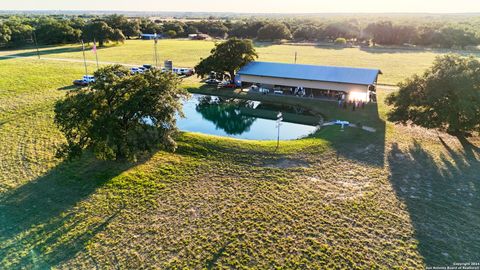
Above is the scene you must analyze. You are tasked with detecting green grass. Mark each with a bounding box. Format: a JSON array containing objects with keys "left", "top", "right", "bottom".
[
  {"left": 2, "top": 39, "right": 479, "bottom": 85},
  {"left": 1, "top": 47, "right": 479, "bottom": 269}
]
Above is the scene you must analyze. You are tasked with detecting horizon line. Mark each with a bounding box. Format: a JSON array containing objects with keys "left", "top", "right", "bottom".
[{"left": 1, "top": 9, "right": 480, "bottom": 15}]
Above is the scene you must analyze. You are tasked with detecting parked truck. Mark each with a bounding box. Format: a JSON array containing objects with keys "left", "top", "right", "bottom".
[{"left": 73, "top": 75, "right": 95, "bottom": 86}]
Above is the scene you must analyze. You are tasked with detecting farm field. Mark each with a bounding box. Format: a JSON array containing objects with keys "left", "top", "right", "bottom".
[
  {"left": 0, "top": 48, "right": 479, "bottom": 268},
  {"left": 2, "top": 39, "right": 479, "bottom": 85}
]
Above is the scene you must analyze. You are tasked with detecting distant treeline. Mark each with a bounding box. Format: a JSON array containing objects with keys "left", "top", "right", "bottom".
[{"left": 1, "top": 14, "right": 479, "bottom": 49}]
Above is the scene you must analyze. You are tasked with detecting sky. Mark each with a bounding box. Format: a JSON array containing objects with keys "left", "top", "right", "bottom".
[{"left": 1, "top": 0, "right": 478, "bottom": 13}]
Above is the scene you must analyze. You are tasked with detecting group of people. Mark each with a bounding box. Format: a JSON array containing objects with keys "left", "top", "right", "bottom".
[
  {"left": 292, "top": 87, "right": 306, "bottom": 97},
  {"left": 337, "top": 94, "right": 367, "bottom": 111}
]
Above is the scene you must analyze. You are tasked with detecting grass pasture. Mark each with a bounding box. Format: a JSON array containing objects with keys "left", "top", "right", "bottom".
[
  {"left": 0, "top": 42, "right": 479, "bottom": 269},
  {"left": 2, "top": 39, "right": 479, "bottom": 85}
]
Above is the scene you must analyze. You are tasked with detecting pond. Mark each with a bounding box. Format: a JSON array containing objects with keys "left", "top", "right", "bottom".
[{"left": 176, "top": 94, "right": 321, "bottom": 140}]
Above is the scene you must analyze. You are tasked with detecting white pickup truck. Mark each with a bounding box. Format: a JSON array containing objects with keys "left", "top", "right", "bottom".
[{"left": 73, "top": 75, "right": 95, "bottom": 86}]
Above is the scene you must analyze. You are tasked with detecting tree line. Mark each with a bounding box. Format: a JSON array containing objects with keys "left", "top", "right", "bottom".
[
  {"left": 0, "top": 15, "right": 156, "bottom": 47},
  {"left": 1, "top": 15, "right": 479, "bottom": 49}
]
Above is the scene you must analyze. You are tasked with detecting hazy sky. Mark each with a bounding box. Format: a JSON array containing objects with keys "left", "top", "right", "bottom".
[{"left": 2, "top": 0, "right": 478, "bottom": 13}]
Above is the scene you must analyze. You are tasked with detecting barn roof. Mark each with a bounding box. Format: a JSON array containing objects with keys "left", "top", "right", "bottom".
[{"left": 237, "top": 62, "right": 382, "bottom": 85}]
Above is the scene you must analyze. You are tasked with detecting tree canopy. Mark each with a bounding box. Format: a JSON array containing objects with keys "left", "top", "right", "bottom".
[
  {"left": 83, "top": 20, "right": 115, "bottom": 46},
  {"left": 34, "top": 17, "right": 81, "bottom": 45},
  {"left": 105, "top": 14, "right": 141, "bottom": 39},
  {"left": 139, "top": 18, "right": 163, "bottom": 35},
  {"left": 1, "top": 15, "right": 480, "bottom": 49},
  {"left": 257, "top": 22, "right": 292, "bottom": 41},
  {"left": 54, "top": 65, "right": 189, "bottom": 161},
  {"left": 293, "top": 24, "right": 324, "bottom": 41},
  {"left": 0, "top": 23, "right": 12, "bottom": 44},
  {"left": 385, "top": 54, "right": 480, "bottom": 136},
  {"left": 4, "top": 17, "right": 33, "bottom": 46},
  {"left": 195, "top": 38, "right": 258, "bottom": 82},
  {"left": 229, "top": 21, "right": 266, "bottom": 39}
]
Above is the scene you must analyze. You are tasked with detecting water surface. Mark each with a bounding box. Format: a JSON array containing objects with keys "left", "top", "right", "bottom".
[{"left": 176, "top": 94, "right": 320, "bottom": 140}]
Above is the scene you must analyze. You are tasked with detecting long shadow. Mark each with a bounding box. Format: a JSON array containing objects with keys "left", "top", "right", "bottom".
[
  {"left": 0, "top": 154, "right": 136, "bottom": 269},
  {"left": 0, "top": 46, "right": 82, "bottom": 60},
  {"left": 359, "top": 46, "right": 432, "bottom": 55},
  {"left": 0, "top": 44, "right": 111, "bottom": 61},
  {"left": 388, "top": 139, "right": 480, "bottom": 266},
  {"left": 359, "top": 46, "right": 480, "bottom": 57},
  {"left": 253, "top": 41, "right": 285, "bottom": 48},
  {"left": 58, "top": 85, "right": 80, "bottom": 91}
]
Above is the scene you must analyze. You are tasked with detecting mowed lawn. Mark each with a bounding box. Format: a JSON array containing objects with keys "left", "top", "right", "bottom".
[
  {"left": 2, "top": 39, "right": 479, "bottom": 85},
  {"left": 0, "top": 53, "right": 479, "bottom": 268}
]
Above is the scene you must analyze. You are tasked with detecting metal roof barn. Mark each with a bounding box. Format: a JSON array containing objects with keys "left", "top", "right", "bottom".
[
  {"left": 237, "top": 62, "right": 382, "bottom": 101},
  {"left": 237, "top": 62, "right": 382, "bottom": 86}
]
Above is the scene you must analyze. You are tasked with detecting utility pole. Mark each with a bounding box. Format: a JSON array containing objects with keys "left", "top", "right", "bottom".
[
  {"left": 32, "top": 32, "right": 40, "bottom": 59},
  {"left": 93, "top": 38, "right": 99, "bottom": 69},
  {"left": 276, "top": 112, "right": 283, "bottom": 151},
  {"left": 81, "top": 40, "right": 88, "bottom": 76}
]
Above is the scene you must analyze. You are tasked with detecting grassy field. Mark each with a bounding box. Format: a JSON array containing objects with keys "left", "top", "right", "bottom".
[
  {"left": 2, "top": 39, "right": 479, "bottom": 85},
  {"left": 0, "top": 45, "right": 479, "bottom": 268}
]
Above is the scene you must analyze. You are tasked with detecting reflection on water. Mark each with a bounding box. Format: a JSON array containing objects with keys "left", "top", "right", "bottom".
[
  {"left": 176, "top": 94, "right": 320, "bottom": 141},
  {"left": 195, "top": 96, "right": 257, "bottom": 135}
]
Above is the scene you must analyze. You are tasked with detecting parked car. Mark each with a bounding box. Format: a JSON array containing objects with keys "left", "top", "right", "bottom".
[
  {"left": 73, "top": 79, "right": 88, "bottom": 86},
  {"left": 172, "top": 68, "right": 180, "bottom": 74},
  {"left": 250, "top": 85, "right": 269, "bottom": 94},
  {"left": 142, "top": 64, "right": 152, "bottom": 70},
  {"left": 73, "top": 75, "right": 95, "bottom": 86},
  {"left": 130, "top": 67, "right": 145, "bottom": 74},
  {"left": 273, "top": 90, "right": 283, "bottom": 95},
  {"left": 205, "top": 78, "right": 221, "bottom": 85},
  {"left": 259, "top": 87, "right": 270, "bottom": 94},
  {"left": 179, "top": 68, "right": 194, "bottom": 76}
]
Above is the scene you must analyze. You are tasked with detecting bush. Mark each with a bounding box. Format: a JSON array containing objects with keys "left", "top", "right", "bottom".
[
  {"left": 334, "top": 37, "right": 347, "bottom": 45},
  {"left": 166, "top": 30, "right": 177, "bottom": 38}
]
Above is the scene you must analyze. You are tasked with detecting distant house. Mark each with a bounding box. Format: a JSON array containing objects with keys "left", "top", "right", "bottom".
[
  {"left": 237, "top": 61, "right": 382, "bottom": 101},
  {"left": 140, "top": 34, "right": 163, "bottom": 40}
]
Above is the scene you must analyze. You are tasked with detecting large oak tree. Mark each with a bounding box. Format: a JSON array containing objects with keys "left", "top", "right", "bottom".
[
  {"left": 386, "top": 54, "right": 480, "bottom": 136},
  {"left": 195, "top": 38, "right": 258, "bottom": 82},
  {"left": 54, "top": 65, "right": 189, "bottom": 161}
]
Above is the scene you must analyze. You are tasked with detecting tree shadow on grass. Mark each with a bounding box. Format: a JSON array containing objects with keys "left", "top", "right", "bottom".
[
  {"left": 253, "top": 41, "right": 281, "bottom": 48},
  {"left": 359, "top": 46, "right": 480, "bottom": 57},
  {"left": 388, "top": 139, "right": 480, "bottom": 266},
  {"left": 58, "top": 85, "right": 80, "bottom": 91},
  {"left": 0, "top": 44, "right": 112, "bottom": 61},
  {"left": 0, "top": 154, "right": 136, "bottom": 269},
  {"left": 0, "top": 46, "right": 82, "bottom": 61}
]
